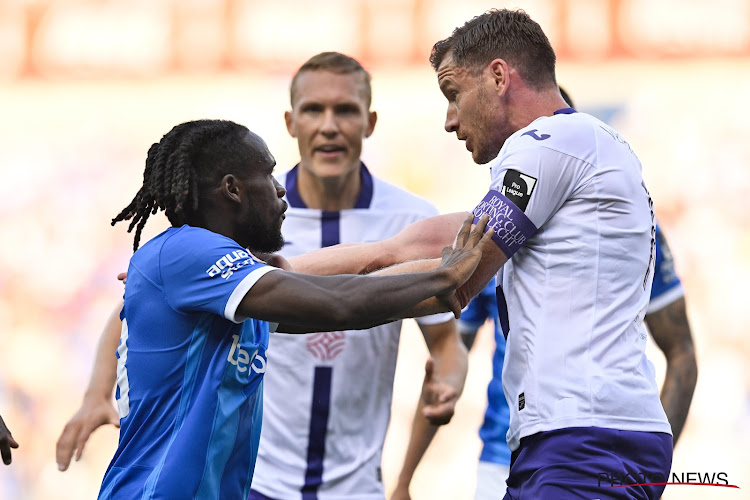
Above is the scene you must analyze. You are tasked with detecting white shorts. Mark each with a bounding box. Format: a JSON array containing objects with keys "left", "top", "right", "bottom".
[{"left": 474, "top": 461, "right": 510, "bottom": 500}]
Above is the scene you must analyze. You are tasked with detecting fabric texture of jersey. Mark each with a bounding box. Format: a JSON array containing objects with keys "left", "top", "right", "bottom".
[
  {"left": 251, "top": 163, "right": 451, "bottom": 500},
  {"left": 458, "top": 279, "right": 511, "bottom": 467},
  {"left": 98, "top": 225, "right": 276, "bottom": 500},
  {"left": 481, "top": 111, "right": 672, "bottom": 452},
  {"left": 461, "top": 220, "right": 682, "bottom": 467}
]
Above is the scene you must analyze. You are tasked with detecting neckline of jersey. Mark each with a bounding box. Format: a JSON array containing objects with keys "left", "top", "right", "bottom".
[{"left": 284, "top": 162, "right": 374, "bottom": 210}]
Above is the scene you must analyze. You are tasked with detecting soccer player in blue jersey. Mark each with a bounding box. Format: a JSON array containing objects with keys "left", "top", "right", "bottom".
[
  {"left": 0, "top": 414, "right": 18, "bottom": 465},
  {"left": 90, "top": 119, "right": 491, "bottom": 499}
]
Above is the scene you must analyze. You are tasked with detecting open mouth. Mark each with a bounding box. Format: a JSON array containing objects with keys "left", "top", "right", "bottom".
[{"left": 315, "top": 144, "right": 346, "bottom": 156}]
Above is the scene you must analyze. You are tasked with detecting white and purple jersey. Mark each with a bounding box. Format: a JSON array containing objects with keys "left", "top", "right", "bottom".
[
  {"left": 99, "top": 226, "right": 277, "bottom": 499},
  {"left": 462, "top": 223, "right": 683, "bottom": 466},
  {"left": 471, "top": 109, "right": 672, "bottom": 452},
  {"left": 250, "top": 164, "right": 452, "bottom": 500}
]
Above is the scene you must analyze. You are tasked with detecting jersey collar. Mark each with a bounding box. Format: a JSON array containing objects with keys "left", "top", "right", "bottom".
[
  {"left": 554, "top": 107, "right": 577, "bottom": 115},
  {"left": 284, "top": 162, "right": 374, "bottom": 210}
]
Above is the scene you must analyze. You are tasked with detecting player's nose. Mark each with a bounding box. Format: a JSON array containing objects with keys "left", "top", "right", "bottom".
[
  {"left": 444, "top": 105, "right": 459, "bottom": 133},
  {"left": 273, "top": 176, "right": 286, "bottom": 198},
  {"left": 320, "top": 109, "right": 339, "bottom": 137}
]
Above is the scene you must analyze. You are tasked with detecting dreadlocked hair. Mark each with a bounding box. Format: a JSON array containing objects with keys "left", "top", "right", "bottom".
[{"left": 112, "top": 119, "right": 251, "bottom": 251}]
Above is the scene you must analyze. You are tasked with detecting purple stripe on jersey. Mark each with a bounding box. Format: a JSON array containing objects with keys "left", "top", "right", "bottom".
[
  {"left": 321, "top": 212, "right": 340, "bottom": 248},
  {"left": 354, "top": 163, "right": 374, "bottom": 208},
  {"left": 284, "top": 163, "right": 373, "bottom": 209},
  {"left": 554, "top": 107, "right": 577, "bottom": 114},
  {"left": 472, "top": 190, "right": 537, "bottom": 258},
  {"left": 495, "top": 285, "right": 510, "bottom": 340},
  {"left": 302, "top": 366, "right": 333, "bottom": 499},
  {"left": 284, "top": 167, "right": 306, "bottom": 208}
]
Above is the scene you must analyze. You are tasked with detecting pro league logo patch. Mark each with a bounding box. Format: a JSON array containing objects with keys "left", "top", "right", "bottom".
[{"left": 501, "top": 170, "right": 537, "bottom": 211}]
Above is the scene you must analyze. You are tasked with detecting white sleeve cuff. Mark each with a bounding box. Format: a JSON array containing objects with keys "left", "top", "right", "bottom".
[
  {"left": 224, "top": 266, "right": 279, "bottom": 323},
  {"left": 646, "top": 285, "right": 684, "bottom": 314},
  {"left": 415, "top": 311, "right": 454, "bottom": 326}
]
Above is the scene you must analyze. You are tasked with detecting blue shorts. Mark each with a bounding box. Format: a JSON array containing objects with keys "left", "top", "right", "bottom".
[{"left": 503, "top": 427, "right": 673, "bottom": 500}]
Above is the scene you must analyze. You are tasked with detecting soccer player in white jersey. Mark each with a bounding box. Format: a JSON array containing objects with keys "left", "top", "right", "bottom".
[
  {"left": 393, "top": 89, "right": 697, "bottom": 500},
  {"left": 69, "top": 118, "right": 489, "bottom": 499},
  {"left": 250, "top": 52, "right": 467, "bottom": 500},
  {"left": 55, "top": 53, "right": 468, "bottom": 499},
  {"left": 290, "top": 9, "right": 676, "bottom": 499},
  {"left": 444, "top": 224, "right": 696, "bottom": 500}
]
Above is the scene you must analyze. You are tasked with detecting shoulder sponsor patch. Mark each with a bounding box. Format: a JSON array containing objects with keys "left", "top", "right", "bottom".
[
  {"left": 205, "top": 250, "right": 255, "bottom": 279},
  {"left": 501, "top": 169, "right": 537, "bottom": 211}
]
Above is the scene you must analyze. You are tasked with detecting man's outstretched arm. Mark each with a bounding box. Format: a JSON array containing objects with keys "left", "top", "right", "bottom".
[
  {"left": 645, "top": 296, "right": 697, "bottom": 446},
  {"left": 289, "top": 210, "right": 508, "bottom": 319},
  {"left": 288, "top": 212, "right": 470, "bottom": 276},
  {"left": 241, "top": 215, "right": 495, "bottom": 333},
  {"left": 56, "top": 302, "right": 122, "bottom": 471}
]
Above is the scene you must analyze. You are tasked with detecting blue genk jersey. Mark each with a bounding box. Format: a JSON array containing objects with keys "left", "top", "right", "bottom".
[
  {"left": 98, "top": 225, "right": 277, "bottom": 499},
  {"left": 463, "top": 223, "right": 682, "bottom": 466}
]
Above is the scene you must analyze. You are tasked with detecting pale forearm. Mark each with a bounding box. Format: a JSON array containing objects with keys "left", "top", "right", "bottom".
[
  {"left": 430, "top": 338, "right": 468, "bottom": 400},
  {"left": 395, "top": 399, "right": 438, "bottom": 491},
  {"left": 84, "top": 301, "right": 122, "bottom": 400},
  {"left": 288, "top": 212, "right": 468, "bottom": 276}
]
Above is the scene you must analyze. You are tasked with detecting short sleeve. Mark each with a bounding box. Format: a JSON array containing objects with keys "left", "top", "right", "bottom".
[
  {"left": 647, "top": 224, "right": 684, "bottom": 313},
  {"left": 158, "top": 227, "right": 278, "bottom": 323},
  {"left": 472, "top": 141, "right": 586, "bottom": 258},
  {"left": 415, "top": 312, "right": 454, "bottom": 326}
]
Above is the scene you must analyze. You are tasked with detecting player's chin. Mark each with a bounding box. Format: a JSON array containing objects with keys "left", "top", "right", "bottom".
[{"left": 472, "top": 148, "right": 494, "bottom": 165}]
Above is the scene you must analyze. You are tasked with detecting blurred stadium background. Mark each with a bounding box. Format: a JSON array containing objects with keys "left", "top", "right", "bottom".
[{"left": 0, "top": 0, "right": 748, "bottom": 498}]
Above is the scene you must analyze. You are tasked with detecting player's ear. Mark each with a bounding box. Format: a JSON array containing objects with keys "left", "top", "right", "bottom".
[
  {"left": 284, "top": 110, "right": 296, "bottom": 138},
  {"left": 365, "top": 110, "right": 377, "bottom": 138},
  {"left": 489, "top": 58, "right": 510, "bottom": 97},
  {"left": 220, "top": 174, "right": 242, "bottom": 205}
]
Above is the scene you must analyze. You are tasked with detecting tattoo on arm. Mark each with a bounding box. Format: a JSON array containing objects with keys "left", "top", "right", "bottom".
[{"left": 645, "top": 297, "right": 698, "bottom": 446}]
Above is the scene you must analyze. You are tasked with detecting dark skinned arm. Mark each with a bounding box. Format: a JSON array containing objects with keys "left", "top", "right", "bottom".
[
  {"left": 645, "top": 296, "right": 697, "bottom": 446},
  {"left": 239, "top": 215, "right": 494, "bottom": 333},
  {"left": 371, "top": 233, "right": 508, "bottom": 319},
  {"left": 0, "top": 414, "right": 19, "bottom": 465}
]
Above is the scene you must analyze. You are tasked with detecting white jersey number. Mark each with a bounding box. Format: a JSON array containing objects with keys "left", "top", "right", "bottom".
[{"left": 115, "top": 319, "right": 131, "bottom": 418}]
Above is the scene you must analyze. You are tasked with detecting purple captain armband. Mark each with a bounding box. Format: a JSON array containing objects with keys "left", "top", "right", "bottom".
[{"left": 472, "top": 190, "right": 538, "bottom": 258}]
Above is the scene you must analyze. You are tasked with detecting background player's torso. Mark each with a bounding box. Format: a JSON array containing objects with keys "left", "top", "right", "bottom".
[{"left": 252, "top": 165, "right": 440, "bottom": 500}]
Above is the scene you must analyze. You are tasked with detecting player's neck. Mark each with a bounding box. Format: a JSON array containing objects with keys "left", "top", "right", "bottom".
[
  {"left": 510, "top": 88, "right": 570, "bottom": 130},
  {"left": 297, "top": 164, "right": 362, "bottom": 211}
]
